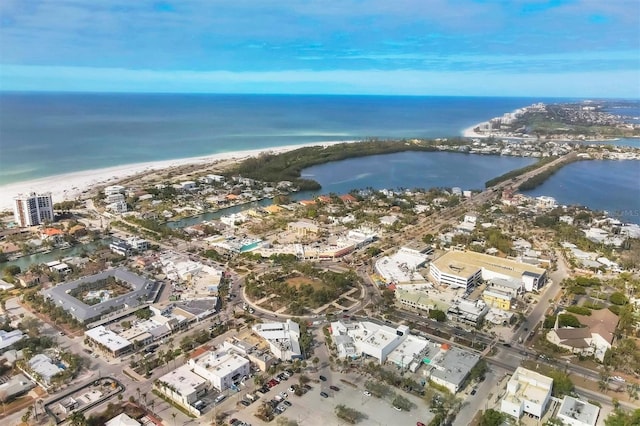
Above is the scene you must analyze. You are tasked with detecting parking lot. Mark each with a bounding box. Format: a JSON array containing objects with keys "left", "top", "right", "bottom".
[{"left": 227, "top": 369, "right": 434, "bottom": 426}]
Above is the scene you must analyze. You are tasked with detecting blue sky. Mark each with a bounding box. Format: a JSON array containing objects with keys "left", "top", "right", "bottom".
[{"left": 0, "top": 0, "right": 638, "bottom": 97}]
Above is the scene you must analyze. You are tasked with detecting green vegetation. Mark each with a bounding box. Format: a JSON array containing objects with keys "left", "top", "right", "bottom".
[
  {"left": 334, "top": 404, "right": 365, "bottom": 424},
  {"left": 230, "top": 139, "right": 451, "bottom": 189},
  {"left": 547, "top": 369, "right": 574, "bottom": 397},
  {"left": 364, "top": 380, "right": 391, "bottom": 398},
  {"left": 428, "top": 309, "right": 447, "bottom": 322},
  {"left": 609, "top": 292, "right": 628, "bottom": 306},
  {"left": 565, "top": 306, "right": 591, "bottom": 316},
  {"left": 392, "top": 394, "right": 413, "bottom": 411},
  {"left": 479, "top": 409, "right": 507, "bottom": 426},
  {"left": 604, "top": 339, "right": 640, "bottom": 375},
  {"left": 543, "top": 314, "right": 582, "bottom": 329},
  {"left": 518, "top": 156, "right": 579, "bottom": 191},
  {"left": 484, "top": 156, "right": 556, "bottom": 187},
  {"left": 604, "top": 408, "right": 640, "bottom": 426},
  {"left": 244, "top": 262, "right": 360, "bottom": 314}
]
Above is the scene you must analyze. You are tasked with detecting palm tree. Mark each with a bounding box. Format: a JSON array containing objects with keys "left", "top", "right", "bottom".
[
  {"left": 68, "top": 411, "right": 87, "bottom": 426},
  {"left": 136, "top": 387, "right": 141, "bottom": 401},
  {"left": 171, "top": 412, "right": 177, "bottom": 426}
]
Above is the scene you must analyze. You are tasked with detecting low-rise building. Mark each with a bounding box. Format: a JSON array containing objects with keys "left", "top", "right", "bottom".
[
  {"left": 85, "top": 326, "right": 132, "bottom": 357},
  {"left": 252, "top": 320, "right": 302, "bottom": 361},
  {"left": 482, "top": 288, "right": 514, "bottom": 311},
  {"left": 155, "top": 364, "right": 208, "bottom": 407},
  {"left": 0, "top": 373, "right": 35, "bottom": 402},
  {"left": 375, "top": 247, "right": 429, "bottom": 286},
  {"left": 27, "top": 354, "right": 63, "bottom": 387},
  {"left": 447, "top": 299, "right": 488, "bottom": 326},
  {"left": 394, "top": 289, "right": 449, "bottom": 313},
  {"left": 428, "top": 346, "right": 480, "bottom": 393},
  {"left": 331, "top": 320, "right": 410, "bottom": 364},
  {"left": 556, "top": 396, "right": 600, "bottom": 426},
  {"left": 0, "top": 329, "right": 25, "bottom": 353},
  {"left": 500, "top": 367, "right": 553, "bottom": 419},
  {"left": 188, "top": 348, "right": 251, "bottom": 392},
  {"left": 546, "top": 309, "right": 618, "bottom": 362}
]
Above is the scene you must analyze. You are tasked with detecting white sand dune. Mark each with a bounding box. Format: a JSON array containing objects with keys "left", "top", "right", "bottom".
[{"left": 0, "top": 141, "right": 354, "bottom": 212}]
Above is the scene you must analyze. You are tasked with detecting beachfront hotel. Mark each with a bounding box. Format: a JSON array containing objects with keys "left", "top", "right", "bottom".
[{"left": 13, "top": 192, "right": 54, "bottom": 227}]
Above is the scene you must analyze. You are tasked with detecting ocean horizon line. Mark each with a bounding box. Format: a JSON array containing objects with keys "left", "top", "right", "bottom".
[{"left": 0, "top": 91, "right": 611, "bottom": 100}]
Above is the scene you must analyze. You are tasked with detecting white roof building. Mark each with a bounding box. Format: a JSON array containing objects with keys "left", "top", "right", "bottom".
[
  {"left": 105, "top": 413, "right": 141, "bottom": 426},
  {"left": 252, "top": 320, "right": 302, "bottom": 360},
  {"left": 188, "top": 348, "right": 251, "bottom": 392},
  {"left": 375, "top": 247, "right": 429, "bottom": 285},
  {"left": 156, "top": 364, "right": 208, "bottom": 407},
  {"left": 0, "top": 330, "right": 25, "bottom": 353},
  {"left": 28, "top": 354, "right": 63, "bottom": 386},
  {"left": 556, "top": 396, "right": 600, "bottom": 426},
  {"left": 500, "top": 367, "right": 553, "bottom": 419},
  {"left": 85, "top": 326, "right": 132, "bottom": 357},
  {"left": 331, "top": 321, "right": 409, "bottom": 364}
]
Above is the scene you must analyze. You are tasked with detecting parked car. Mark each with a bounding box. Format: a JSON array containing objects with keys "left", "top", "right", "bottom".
[
  {"left": 288, "top": 386, "right": 295, "bottom": 392},
  {"left": 239, "top": 400, "right": 250, "bottom": 407},
  {"left": 319, "top": 375, "right": 327, "bottom": 381},
  {"left": 470, "top": 389, "right": 477, "bottom": 396},
  {"left": 393, "top": 406, "right": 402, "bottom": 412},
  {"left": 283, "top": 400, "right": 292, "bottom": 407},
  {"left": 329, "top": 385, "right": 339, "bottom": 391},
  {"left": 363, "top": 391, "right": 371, "bottom": 396},
  {"left": 320, "top": 392, "right": 329, "bottom": 398}
]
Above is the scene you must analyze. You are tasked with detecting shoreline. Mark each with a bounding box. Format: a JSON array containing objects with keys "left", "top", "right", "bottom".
[{"left": 0, "top": 141, "right": 355, "bottom": 212}]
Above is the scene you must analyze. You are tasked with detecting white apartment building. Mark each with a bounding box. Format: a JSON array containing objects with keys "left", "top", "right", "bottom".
[
  {"left": 14, "top": 192, "right": 54, "bottom": 227},
  {"left": 501, "top": 367, "right": 553, "bottom": 419},
  {"left": 188, "top": 348, "right": 250, "bottom": 392}
]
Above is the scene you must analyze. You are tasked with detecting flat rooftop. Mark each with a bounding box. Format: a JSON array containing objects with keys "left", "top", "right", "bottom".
[
  {"left": 193, "top": 350, "right": 249, "bottom": 376},
  {"left": 42, "top": 268, "right": 160, "bottom": 322},
  {"left": 430, "top": 346, "right": 480, "bottom": 388},
  {"left": 432, "top": 251, "right": 546, "bottom": 280},
  {"left": 159, "top": 364, "right": 207, "bottom": 397},
  {"left": 558, "top": 396, "right": 600, "bottom": 426},
  {"left": 504, "top": 367, "right": 553, "bottom": 406},
  {"left": 85, "top": 326, "right": 131, "bottom": 352}
]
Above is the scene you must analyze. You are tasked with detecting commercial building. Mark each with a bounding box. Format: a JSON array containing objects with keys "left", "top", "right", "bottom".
[
  {"left": 430, "top": 251, "right": 547, "bottom": 291},
  {"left": 252, "top": 320, "right": 302, "bottom": 360},
  {"left": 42, "top": 268, "right": 161, "bottom": 324},
  {"left": 394, "top": 289, "right": 450, "bottom": 313},
  {"left": 330, "top": 321, "right": 410, "bottom": 364},
  {"left": 85, "top": 326, "right": 133, "bottom": 358},
  {"left": 500, "top": 367, "right": 553, "bottom": 419},
  {"left": 375, "top": 247, "right": 429, "bottom": 286},
  {"left": 447, "top": 299, "right": 489, "bottom": 326},
  {"left": 556, "top": 396, "right": 600, "bottom": 426},
  {"left": 428, "top": 346, "right": 480, "bottom": 393},
  {"left": 155, "top": 364, "right": 208, "bottom": 407},
  {"left": 188, "top": 347, "right": 251, "bottom": 392},
  {"left": 13, "top": 192, "right": 54, "bottom": 227},
  {"left": 482, "top": 288, "right": 514, "bottom": 311}
]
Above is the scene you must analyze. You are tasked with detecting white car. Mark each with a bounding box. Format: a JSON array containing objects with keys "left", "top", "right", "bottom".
[
  {"left": 363, "top": 391, "right": 371, "bottom": 397},
  {"left": 393, "top": 406, "right": 402, "bottom": 412}
]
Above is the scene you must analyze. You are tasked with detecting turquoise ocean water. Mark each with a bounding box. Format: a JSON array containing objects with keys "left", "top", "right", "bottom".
[{"left": 0, "top": 93, "right": 638, "bottom": 223}]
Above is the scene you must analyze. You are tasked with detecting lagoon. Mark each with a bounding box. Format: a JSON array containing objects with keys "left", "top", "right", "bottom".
[{"left": 299, "top": 151, "right": 536, "bottom": 195}]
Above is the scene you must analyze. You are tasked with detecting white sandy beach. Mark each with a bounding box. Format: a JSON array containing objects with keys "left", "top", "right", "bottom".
[{"left": 0, "top": 141, "right": 352, "bottom": 212}]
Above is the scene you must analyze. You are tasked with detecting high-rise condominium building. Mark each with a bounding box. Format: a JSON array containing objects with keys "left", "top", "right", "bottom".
[{"left": 14, "top": 192, "right": 54, "bottom": 227}]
